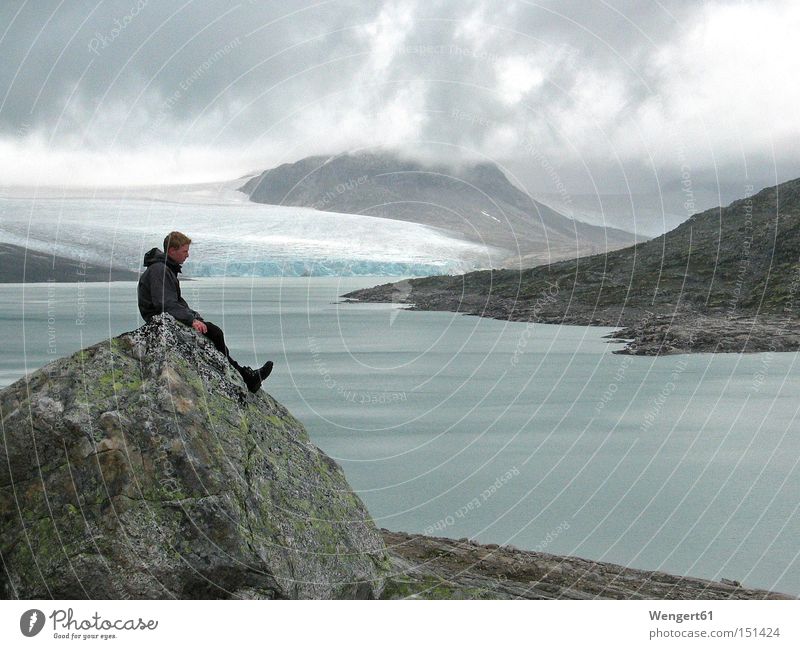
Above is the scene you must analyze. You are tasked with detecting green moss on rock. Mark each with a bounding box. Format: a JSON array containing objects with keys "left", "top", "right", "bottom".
[{"left": 0, "top": 314, "right": 389, "bottom": 599}]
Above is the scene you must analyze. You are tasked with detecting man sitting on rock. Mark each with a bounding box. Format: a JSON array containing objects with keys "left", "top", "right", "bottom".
[{"left": 138, "top": 231, "right": 273, "bottom": 393}]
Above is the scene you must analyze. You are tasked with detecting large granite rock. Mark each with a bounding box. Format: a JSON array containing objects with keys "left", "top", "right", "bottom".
[{"left": 0, "top": 314, "right": 389, "bottom": 599}]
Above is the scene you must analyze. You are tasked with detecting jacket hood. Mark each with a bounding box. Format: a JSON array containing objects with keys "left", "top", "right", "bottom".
[
  {"left": 142, "top": 248, "right": 165, "bottom": 267},
  {"left": 142, "top": 247, "right": 182, "bottom": 273}
]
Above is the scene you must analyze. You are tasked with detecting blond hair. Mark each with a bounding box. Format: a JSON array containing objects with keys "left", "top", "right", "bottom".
[{"left": 163, "top": 231, "right": 192, "bottom": 252}]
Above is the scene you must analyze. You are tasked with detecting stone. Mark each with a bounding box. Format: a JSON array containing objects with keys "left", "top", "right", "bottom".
[{"left": 0, "top": 314, "right": 389, "bottom": 599}]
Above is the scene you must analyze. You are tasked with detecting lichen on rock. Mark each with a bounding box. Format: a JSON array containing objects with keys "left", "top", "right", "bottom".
[{"left": 0, "top": 313, "right": 389, "bottom": 599}]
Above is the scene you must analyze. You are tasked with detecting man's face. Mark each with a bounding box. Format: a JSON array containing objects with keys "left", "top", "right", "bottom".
[{"left": 167, "top": 243, "right": 190, "bottom": 264}]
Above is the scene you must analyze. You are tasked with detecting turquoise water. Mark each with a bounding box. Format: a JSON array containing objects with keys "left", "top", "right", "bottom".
[{"left": 1, "top": 277, "right": 798, "bottom": 596}]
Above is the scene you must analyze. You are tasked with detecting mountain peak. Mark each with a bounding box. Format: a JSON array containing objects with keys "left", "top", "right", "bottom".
[{"left": 240, "top": 150, "right": 639, "bottom": 268}]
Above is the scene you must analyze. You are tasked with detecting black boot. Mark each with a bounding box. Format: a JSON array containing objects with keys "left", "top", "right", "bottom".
[
  {"left": 243, "top": 362, "right": 272, "bottom": 394},
  {"left": 230, "top": 360, "right": 262, "bottom": 393},
  {"left": 257, "top": 360, "right": 273, "bottom": 382},
  {"left": 241, "top": 366, "right": 263, "bottom": 393}
]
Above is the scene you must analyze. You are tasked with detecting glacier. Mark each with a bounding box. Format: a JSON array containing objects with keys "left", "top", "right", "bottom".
[{"left": 0, "top": 188, "right": 501, "bottom": 277}]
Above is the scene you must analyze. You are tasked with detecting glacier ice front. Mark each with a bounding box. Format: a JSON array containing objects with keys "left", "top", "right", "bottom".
[{"left": 0, "top": 195, "right": 502, "bottom": 277}]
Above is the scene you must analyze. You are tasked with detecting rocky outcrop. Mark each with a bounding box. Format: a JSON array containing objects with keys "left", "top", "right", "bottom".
[
  {"left": 0, "top": 314, "right": 388, "bottom": 599},
  {"left": 607, "top": 313, "right": 800, "bottom": 355},
  {"left": 380, "top": 531, "right": 791, "bottom": 599}
]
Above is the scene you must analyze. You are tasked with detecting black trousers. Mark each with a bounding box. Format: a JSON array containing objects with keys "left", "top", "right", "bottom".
[{"left": 202, "top": 320, "right": 245, "bottom": 374}]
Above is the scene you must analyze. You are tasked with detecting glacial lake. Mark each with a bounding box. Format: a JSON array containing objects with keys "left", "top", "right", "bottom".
[{"left": 1, "top": 277, "right": 798, "bottom": 596}]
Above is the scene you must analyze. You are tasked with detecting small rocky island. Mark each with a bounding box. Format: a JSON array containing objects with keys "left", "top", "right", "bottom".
[
  {"left": 0, "top": 316, "right": 791, "bottom": 599},
  {"left": 345, "top": 177, "right": 800, "bottom": 355}
]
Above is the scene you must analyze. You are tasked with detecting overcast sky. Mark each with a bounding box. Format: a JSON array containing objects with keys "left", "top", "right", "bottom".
[{"left": 0, "top": 0, "right": 798, "bottom": 195}]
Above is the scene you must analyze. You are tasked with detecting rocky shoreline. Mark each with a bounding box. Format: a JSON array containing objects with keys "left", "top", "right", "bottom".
[
  {"left": 380, "top": 530, "right": 791, "bottom": 599},
  {"left": 607, "top": 313, "right": 800, "bottom": 355},
  {"left": 342, "top": 282, "right": 800, "bottom": 356},
  {"left": 343, "top": 176, "right": 800, "bottom": 356}
]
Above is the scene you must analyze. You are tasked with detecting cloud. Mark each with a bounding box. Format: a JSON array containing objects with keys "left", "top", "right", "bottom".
[
  {"left": 641, "top": 0, "right": 800, "bottom": 157},
  {"left": 0, "top": 0, "right": 796, "bottom": 190},
  {"left": 356, "top": 0, "right": 417, "bottom": 74},
  {"left": 494, "top": 56, "right": 545, "bottom": 106},
  {"left": 0, "top": 135, "right": 255, "bottom": 186}
]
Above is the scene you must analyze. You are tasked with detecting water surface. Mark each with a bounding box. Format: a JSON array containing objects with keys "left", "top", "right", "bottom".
[{"left": 1, "top": 277, "right": 797, "bottom": 595}]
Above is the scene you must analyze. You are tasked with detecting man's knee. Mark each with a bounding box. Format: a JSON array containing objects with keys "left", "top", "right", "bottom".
[
  {"left": 203, "top": 320, "right": 221, "bottom": 336},
  {"left": 201, "top": 321, "right": 227, "bottom": 354}
]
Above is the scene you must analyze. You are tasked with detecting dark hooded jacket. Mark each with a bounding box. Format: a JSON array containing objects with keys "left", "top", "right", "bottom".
[{"left": 137, "top": 247, "right": 203, "bottom": 326}]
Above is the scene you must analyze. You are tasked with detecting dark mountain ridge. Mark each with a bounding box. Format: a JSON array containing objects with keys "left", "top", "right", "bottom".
[
  {"left": 239, "top": 151, "right": 640, "bottom": 268},
  {"left": 345, "top": 176, "right": 800, "bottom": 354},
  {"left": 0, "top": 242, "right": 138, "bottom": 282}
]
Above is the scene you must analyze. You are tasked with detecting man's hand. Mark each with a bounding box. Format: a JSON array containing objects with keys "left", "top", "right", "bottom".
[{"left": 192, "top": 319, "right": 207, "bottom": 334}]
